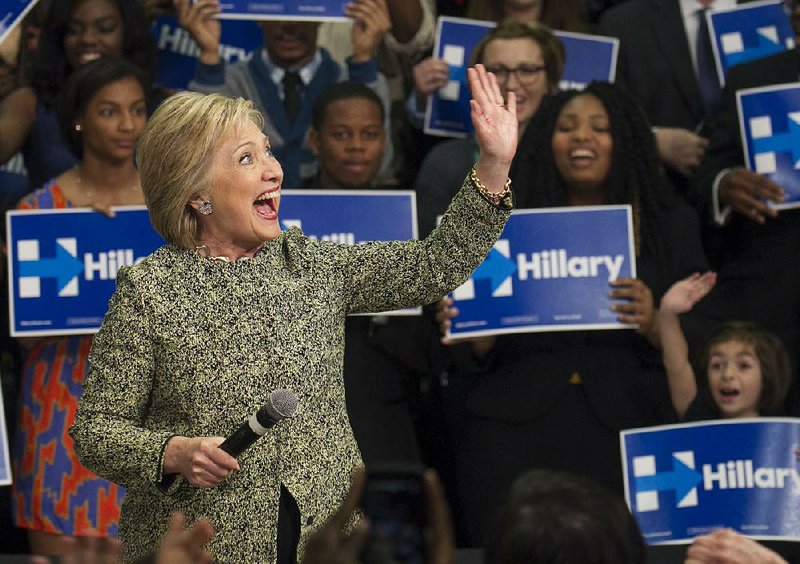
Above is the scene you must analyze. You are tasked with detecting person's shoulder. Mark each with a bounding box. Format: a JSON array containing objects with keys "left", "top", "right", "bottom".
[
  {"left": 16, "top": 178, "right": 65, "bottom": 209},
  {"left": 119, "top": 245, "right": 185, "bottom": 285}
]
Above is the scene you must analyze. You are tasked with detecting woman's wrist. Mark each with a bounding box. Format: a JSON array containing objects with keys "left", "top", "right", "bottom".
[
  {"left": 162, "top": 435, "right": 187, "bottom": 475},
  {"left": 474, "top": 159, "right": 512, "bottom": 193}
]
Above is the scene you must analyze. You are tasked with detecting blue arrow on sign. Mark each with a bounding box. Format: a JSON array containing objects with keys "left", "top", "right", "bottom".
[
  {"left": 726, "top": 33, "right": 785, "bottom": 69},
  {"left": 634, "top": 456, "right": 703, "bottom": 503},
  {"left": 472, "top": 247, "right": 517, "bottom": 293},
  {"left": 753, "top": 116, "right": 800, "bottom": 167},
  {"left": 19, "top": 241, "right": 84, "bottom": 293}
]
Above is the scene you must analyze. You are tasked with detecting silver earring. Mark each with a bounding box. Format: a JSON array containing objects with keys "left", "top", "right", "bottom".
[
  {"left": 75, "top": 124, "right": 81, "bottom": 132},
  {"left": 198, "top": 200, "right": 213, "bottom": 215}
]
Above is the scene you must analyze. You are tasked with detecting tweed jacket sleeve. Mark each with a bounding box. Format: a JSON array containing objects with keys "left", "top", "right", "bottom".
[
  {"left": 334, "top": 174, "right": 511, "bottom": 313},
  {"left": 70, "top": 268, "right": 174, "bottom": 491}
]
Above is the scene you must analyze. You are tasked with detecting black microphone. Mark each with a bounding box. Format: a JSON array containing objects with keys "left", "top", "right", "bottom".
[{"left": 219, "top": 389, "right": 298, "bottom": 457}]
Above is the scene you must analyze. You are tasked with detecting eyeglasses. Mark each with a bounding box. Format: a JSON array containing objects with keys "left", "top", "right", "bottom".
[{"left": 485, "top": 64, "right": 546, "bottom": 85}]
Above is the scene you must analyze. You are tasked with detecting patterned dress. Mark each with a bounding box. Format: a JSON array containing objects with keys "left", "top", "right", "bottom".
[
  {"left": 70, "top": 178, "right": 510, "bottom": 562},
  {"left": 12, "top": 180, "right": 124, "bottom": 536}
]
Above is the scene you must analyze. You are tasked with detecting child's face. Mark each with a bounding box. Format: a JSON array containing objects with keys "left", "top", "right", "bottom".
[{"left": 707, "top": 340, "right": 763, "bottom": 418}]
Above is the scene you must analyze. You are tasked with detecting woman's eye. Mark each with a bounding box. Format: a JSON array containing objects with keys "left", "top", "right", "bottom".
[
  {"left": 265, "top": 148, "right": 274, "bottom": 158},
  {"left": 239, "top": 153, "right": 253, "bottom": 164}
]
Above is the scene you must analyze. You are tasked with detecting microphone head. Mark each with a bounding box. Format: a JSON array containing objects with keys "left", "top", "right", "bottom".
[{"left": 256, "top": 389, "right": 298, "bottom": 427}]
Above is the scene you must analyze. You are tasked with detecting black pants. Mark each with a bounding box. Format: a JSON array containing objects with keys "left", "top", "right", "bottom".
[{"left": 277, "top": 484, "right": 300, "bottom": 564}]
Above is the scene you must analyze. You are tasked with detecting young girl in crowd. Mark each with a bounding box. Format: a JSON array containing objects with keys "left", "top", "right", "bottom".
[
  {"left": 658, "top": 272, "right": 790, "bottom": 421},
  {"left": 12, "top": 56, "right": 147, "bottom": 557}
]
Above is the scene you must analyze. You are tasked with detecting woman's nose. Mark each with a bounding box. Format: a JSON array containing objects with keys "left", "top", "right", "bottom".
[{"left": 78, "top": 27, "right": 98, "bottom": 44}]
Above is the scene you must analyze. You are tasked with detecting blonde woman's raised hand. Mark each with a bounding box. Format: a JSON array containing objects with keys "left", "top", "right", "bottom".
[{"left": 468, "top": 64, "right": 518, "bottom": 168}]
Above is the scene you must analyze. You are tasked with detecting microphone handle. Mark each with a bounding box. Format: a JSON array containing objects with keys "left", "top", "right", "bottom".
[{"left": 219, "top": 411, "right": 275, "bottom": 457}]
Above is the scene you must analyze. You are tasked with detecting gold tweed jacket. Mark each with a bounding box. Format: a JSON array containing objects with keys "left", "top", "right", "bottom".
[{"left": 70, "top": 178, "right": 511, "bottom": 563}]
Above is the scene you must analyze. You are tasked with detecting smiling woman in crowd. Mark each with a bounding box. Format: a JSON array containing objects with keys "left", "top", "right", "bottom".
[{"left": 438, "top": 81, "right": 709, "bottom": 546}]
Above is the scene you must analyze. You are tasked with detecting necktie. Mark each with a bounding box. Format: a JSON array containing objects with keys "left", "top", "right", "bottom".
[
  {"left": 696, "top": 6, "right": 722, "bottom": 116},
  {"left": 282, "top": 71, "right": 302, "bottom": 124}
]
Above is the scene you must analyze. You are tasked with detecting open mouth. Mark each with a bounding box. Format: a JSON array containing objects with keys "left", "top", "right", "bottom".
[
  {"left": 570, "top": 148, "right": 596, "bottom": 159},
  {"left": 718, "top": 388, "right": 740, "bottom": 401},
  {"left": 253, "top": 190, "right": 279, "bottom": 220},
  {"left": 79, "top": 52, "right": 103, "bottom": 64}
]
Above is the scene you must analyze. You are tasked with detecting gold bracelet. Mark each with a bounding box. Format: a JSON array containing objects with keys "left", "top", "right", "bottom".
[{"left": 470, "top": 165, "right": 512, "bottom": 206}]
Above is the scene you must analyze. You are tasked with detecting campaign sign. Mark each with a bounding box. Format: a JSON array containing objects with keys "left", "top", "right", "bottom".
[
  {"left": 447, "top": 206, "right": 635, "bottom": 338},
  {"left": 216, "top": 0, "right": 348, "bottom": 21},
  {"left": 0, "top": 383, "right": 11, "bottom": 486},
  {"left": 708, "top": 0, "right": 795, "bottom": 87},
  {"left": 622, "top": 419, "right": 800, "bottom": 544},
  {"left": 737, "top": 82, "right": 800, "bottom": 209},
  {"left": 279, "top": 189, "right": 420, "bottom": 315},
  {"left": 554, "top": 31, "right": 618, "bottom": 91},
  {"left": 151, "top": 16, "right": 262, "bottom": 90},
  {"left": 424, "top": 17, "right": 496, "bottom": 138},
  {"left": 6, "top": 207, "right": 164, "bottom": 337},
  {"left": 424, "top": 17, "right": 618, "bottom": 137},
  {"left": 0, "top": 0, "right": 37, "bottom": 46}
]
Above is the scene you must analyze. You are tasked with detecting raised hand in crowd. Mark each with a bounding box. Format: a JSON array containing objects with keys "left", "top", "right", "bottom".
[
  {"left": 718, "top": 168, "right": 784, "bottom": 225},
  {"left": 153, "top": 512, "right": 215, "bottom": 564},
  {"left": 658, "top": 272, "right": 717, "bottom": 418},
  {"left": 301, "top": 469, "right": 370, "bottom": 564},
  {"left": 660, "top": 272, "right": 718, "bottom": 317},
  {"left": 28, "top": 513, "right": 214, "bottom": 564},
  {"left": 347, "top": 0, "right": 392, "bottom": 63},
  {"left": 653, "top": 127, "right": 709, "bottom": 177},
  {"left": 412, "top": 56, "right": 451, "bottom": 112},
  {"left": 301, "top": 468, "right": 456, "bottom": 564},
  {"left": 174, "top": 0, "right": 221, "bottom": 65},
  {"left": 684, "top": 529, "right": 787, "bottom": 564}
]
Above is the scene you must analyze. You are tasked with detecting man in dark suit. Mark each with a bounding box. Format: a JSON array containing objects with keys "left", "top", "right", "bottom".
[
  {"left": 689, "top": 44, "right": 800, "bottom": 416},
  {"left": 598, "top": 0, "right": 739, "bottom": 193}
]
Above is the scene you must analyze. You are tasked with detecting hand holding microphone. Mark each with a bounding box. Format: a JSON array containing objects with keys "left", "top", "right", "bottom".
[
  {"left": 162, "top": 389, "right": 298, "bottom": 489},
  {"left": 219, "top": 389, "right": 299, "bottom": 457}
]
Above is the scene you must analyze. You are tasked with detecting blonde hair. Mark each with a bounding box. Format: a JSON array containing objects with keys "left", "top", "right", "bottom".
[{"left": 136, "top": 92, "right": 264, "bottom": 249}]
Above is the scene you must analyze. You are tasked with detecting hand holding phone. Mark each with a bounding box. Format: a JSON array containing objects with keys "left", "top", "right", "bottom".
[{"left": 359, "top": 463, "right": 427, "bottom": 564}]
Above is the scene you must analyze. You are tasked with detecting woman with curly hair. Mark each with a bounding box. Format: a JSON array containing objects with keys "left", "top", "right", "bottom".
[{"left": 438, "top": 82, "right": 709, "bottom": 546}]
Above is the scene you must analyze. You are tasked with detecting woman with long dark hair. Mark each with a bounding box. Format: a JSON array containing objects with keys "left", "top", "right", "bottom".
[{"left": 439, "top": 82, "right": 709, "bottom": 546}]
